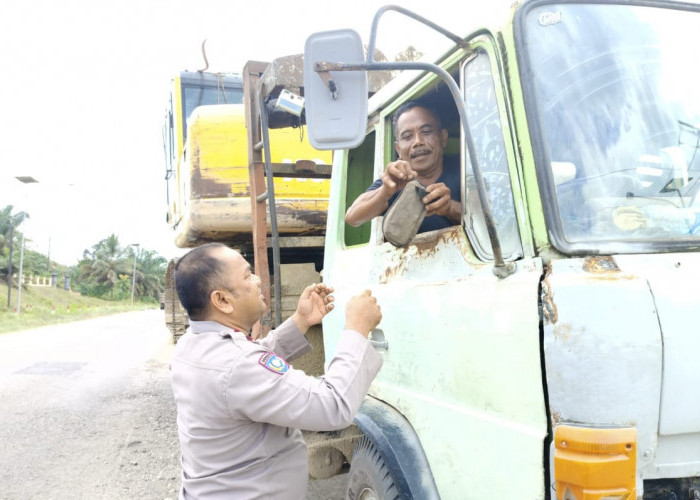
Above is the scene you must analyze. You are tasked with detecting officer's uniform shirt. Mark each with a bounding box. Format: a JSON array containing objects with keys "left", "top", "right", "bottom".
[{"left": 171, "top": 317, "right": 383, "bottom": 499}]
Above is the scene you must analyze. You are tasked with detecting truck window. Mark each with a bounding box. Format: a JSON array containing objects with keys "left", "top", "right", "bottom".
[
  {"left": 182, "top": 85, "right": 244, "bottom": 124},
  {"left": 180, "top": 78, "right": 244, "bottom": 143},
  {"left": 524, "top": 3, "right": 700, "bottom": 252},
  {"left": 344, "top": 131, "right": 376, "bottom": 246},
  {"left": 462, "top": 48, "right": 522, "bottom": 261}
]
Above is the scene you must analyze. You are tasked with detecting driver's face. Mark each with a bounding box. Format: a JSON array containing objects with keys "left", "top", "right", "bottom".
[{"left": 394, "top": 106, "right": 447, "bottom": 176}]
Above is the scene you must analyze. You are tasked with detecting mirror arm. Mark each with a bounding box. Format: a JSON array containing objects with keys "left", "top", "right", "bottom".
[
  {"left": 313, "top": 60, "right": 515, "bottom": 278},
  {"left": 366, "top": 5, "right": 469, "bottom": 63}
]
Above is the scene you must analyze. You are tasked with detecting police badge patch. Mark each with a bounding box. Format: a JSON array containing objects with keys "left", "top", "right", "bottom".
[{"left": 258, "top": 352, "right": 289, "bottom": 374}]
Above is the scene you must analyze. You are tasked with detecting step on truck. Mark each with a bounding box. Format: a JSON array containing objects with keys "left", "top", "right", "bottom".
[{"left": 302, "top": 1, "right": 700, "bottom": 499}]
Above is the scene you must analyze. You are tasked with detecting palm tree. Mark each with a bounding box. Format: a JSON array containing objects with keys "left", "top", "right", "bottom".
[
  {"left": 0, "top": 205, "right": 29, "bottom": 278},
  {"left": 0, "top": 205, "right": 29, "bottom": 250},
  {"left": 133, "top": 249, "right": 167, "bottom": 301},
  {"left": 75, "top": 235, "right": 167, "bottom": 301},
  {"left": 78, "top": 234, "right": 130, "bottom": 300}
]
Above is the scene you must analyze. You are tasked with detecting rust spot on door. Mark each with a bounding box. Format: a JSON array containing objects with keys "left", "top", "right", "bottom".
[
  {"left": 413, "top": 227, "right": 462, "bottom": 259},
  {"left": 541, "top": 277, "right": 558, "bottom": 325},
  {"left": 583, "top": 256, "right": 620, "bottom": 273},
  {"left": 378, "top": 247, "right": 412, "bottom": 284}
]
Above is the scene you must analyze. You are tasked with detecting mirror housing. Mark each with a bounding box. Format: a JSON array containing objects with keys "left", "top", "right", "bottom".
[{"left": 303, "top": 29, "right": 368, "bottom": 150}]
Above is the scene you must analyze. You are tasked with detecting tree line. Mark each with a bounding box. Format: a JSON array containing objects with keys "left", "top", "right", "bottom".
[{"left": 1, "top": 205, "right": 166, "bottom": 303}]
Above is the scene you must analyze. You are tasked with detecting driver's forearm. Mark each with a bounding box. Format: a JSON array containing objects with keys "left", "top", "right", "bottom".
[
  {"left": 446, "top": 200, "right": 462, "bottom": 224},
  {"left": 345, "top": 189, "right": 391, "bottom": 227}
]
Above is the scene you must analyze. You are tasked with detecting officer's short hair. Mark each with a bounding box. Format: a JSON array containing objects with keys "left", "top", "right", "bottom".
[
  {"left": 392, "top": 100, "right": 443, "bottom": 138},
  {"left": 174, "top": 242, "right": 228, "bottom": 320}
]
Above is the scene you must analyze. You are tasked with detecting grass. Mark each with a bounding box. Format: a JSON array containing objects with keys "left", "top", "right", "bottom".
[{"left": 0, "top": 283, "right": 154, "bottom": 334}]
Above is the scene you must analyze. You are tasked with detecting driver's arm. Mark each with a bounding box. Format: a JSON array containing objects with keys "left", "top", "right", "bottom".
[{"left": 345, "top": 188, "right": 393, "bottom": 227}]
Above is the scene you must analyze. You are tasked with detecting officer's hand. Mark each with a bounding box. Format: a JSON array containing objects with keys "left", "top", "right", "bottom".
[
  {"left": 344, "top": 290, "right": 382, "bottom": 338},
  {"left": 380, "top": 160, "right": 416, "bottom": 197},
  {"left": 292, "top": 283, "right": 335, "bottom": 333}
]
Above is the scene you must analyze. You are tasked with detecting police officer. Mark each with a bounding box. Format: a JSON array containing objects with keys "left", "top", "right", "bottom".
[{"left": 170, "top": 242, "right": 383, "bottom": 499}]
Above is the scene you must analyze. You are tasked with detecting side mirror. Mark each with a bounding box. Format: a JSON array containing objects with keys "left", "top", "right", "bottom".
[{"left": 303, "top": 29, "right": 368, "bottom": 150}]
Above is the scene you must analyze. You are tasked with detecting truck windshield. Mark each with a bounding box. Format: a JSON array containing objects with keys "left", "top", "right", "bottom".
[
  {"left": 182, "top": 84, "right": 243, "bottom": 124},
  {"left": 523, "top": 3, "right": 700, "bottom": 251}
]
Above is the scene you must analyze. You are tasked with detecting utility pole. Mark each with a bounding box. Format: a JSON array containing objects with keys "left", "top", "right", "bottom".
[
  {"left": 6, "top": 225, "right": 13, "bottom": 308},
  {"left": 14, "top": 176, "right": 39, "bottom": 313},
  {"left": 130, "top": 243, "right": 140, "bottom": 304},
  {"left": 16, "top": 232, "right": 25, "bottom": 315}
]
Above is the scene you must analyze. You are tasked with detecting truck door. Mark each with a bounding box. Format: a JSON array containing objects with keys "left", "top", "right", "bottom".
[{"left": 322, "top": 37, "right": 548, "bottom": 498}]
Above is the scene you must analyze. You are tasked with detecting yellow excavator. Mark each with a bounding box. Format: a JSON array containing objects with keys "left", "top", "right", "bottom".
[{"left": 161, "top": 67, "right": 332, "bottom": 343}]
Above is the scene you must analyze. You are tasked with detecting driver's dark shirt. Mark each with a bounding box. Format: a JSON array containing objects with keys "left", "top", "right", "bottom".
[{"left": 366, "top": 157, "right": 461, "bottom": 233}]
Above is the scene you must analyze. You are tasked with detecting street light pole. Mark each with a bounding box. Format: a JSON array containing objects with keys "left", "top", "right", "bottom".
[
  {"left": 15, "top": 233, "right": 25, "bottom": 315},
  {"left": 130, "top": 243, "right": 140, "bottom": 304},
  {"left": 6, "top": 225, "right": 13, "bottom": 308},
  {"left": 14, "top": 176, "right": 38, "bottom": 314}
]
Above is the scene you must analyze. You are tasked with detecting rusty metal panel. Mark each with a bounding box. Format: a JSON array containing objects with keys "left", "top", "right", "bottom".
[
  {"left": 243, "top": 60, "right": 272, "bottom": 337},
  {"left": 260, "top": 55, "right": 305, "bottom": 97},
  {"left": 543, "top": 253, "right": 700, "bottom": 487},
  {"left": 543, "top": 256, "right": 662, "bottom": 435}
]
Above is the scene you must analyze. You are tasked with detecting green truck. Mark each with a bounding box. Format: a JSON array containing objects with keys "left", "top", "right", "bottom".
[{"left": 301, "top": 1, "right": 700, "bottom": 498}]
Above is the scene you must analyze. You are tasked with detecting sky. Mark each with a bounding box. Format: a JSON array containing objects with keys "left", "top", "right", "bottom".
[{"left": 0, "top": 0, "right": 508, "bottom": 266}]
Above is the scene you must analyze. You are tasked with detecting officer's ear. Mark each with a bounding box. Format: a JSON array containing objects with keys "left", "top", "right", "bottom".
[{"left": 210, "top": 289, "right": 234, "bottom": 314}]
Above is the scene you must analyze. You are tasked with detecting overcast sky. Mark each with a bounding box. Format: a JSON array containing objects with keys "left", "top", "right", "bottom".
[{"left": 0, "top": 0, "right": 507, "bottom": 266}]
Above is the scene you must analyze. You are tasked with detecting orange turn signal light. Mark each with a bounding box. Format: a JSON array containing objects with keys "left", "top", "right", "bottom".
[{"left": 554, "top": 425, "right": 636, "bottom": 500}]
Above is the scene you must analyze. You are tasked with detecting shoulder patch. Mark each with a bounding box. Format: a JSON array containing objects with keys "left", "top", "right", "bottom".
[{"left": 258, "top": 352, "right": 289, "bottom": 374}]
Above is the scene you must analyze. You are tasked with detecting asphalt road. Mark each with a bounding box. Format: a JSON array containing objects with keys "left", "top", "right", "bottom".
[{"left": 0, "top": 309, "right": 347, "bottom": 499}]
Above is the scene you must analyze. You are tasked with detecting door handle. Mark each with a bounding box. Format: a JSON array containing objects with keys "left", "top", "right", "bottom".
[{"left": 369, "top": 328, "right": 388, "bottom": 351}]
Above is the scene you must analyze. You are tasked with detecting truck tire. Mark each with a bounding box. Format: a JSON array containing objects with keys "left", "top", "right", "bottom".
[{"left": 346, "top": 436, "right": 400, "bottom": 500}]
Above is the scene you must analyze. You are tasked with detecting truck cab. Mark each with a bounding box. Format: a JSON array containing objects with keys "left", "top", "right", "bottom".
[{"left": 307, "top": 1, "right": 700, "bottom": 498}]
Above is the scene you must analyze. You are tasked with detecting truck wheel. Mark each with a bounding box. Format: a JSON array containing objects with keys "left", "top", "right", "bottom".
[{"left": 346, "top": 436, "right": 400, "bottom": 500}]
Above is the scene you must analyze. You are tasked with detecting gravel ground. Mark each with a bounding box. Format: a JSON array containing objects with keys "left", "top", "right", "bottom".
[
  {"left": 0, "top": 311, "right": 347, "bottom": 500},
  {"left": 97, "top": 357, "right": 183, "bottom": 499},
  {"left": 0, "top": 337, "right": 181, "bottom": 499}
]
